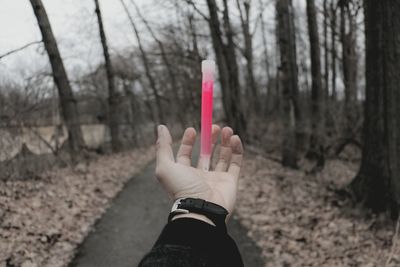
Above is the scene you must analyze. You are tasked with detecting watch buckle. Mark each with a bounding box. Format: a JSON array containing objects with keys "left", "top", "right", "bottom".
[{"left": 171, "top": 198, "right": 189, "bottom": 214}]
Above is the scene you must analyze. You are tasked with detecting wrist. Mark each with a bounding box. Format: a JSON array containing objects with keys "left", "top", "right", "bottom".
[
  {"left": 171, "top": 213, "right": 216, "bottom": 226},
  {"left": 168, "top": 198, "right": 228, "bottom": 232}
]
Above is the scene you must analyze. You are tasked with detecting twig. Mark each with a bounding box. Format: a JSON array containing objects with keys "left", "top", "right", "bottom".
[
  {"left": 183, "top": 0, "right": 210, "bottom": 21},
  {"left": 26, "top": 126, "right": 69, "bottom": 166},
  {"left": 28, "top": 126, "right": 58, "bottom": 155},
  {"left": 0, "top": 40, "right": 42, "bottom": 60},
  {"left": 385, "top": 215, "right": 400, "bottom": 266}
]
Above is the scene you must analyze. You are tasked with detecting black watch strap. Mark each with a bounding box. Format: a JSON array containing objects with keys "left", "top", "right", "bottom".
[{"left": 168, "top": 198, "right": 229, "bottom": 232}]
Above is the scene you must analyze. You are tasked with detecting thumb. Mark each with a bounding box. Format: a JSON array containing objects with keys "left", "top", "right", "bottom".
[{"left": 156, "top": 125, "right": 174, "bottom": 164}]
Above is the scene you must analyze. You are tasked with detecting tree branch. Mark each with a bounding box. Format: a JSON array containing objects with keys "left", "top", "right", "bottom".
[
  {"left": 0, "top": 40, "right": 42, "bottom": 60},
  {"left": 183, "top": 0, "right": 210, "bottom": 22}
]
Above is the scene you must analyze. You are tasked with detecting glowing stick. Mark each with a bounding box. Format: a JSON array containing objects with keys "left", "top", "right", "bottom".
[{"left": 200, "top": 60, "right": 215, "bottom": 171}]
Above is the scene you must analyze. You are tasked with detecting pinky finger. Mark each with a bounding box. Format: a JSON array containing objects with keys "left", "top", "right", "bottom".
[{"left": 227, "top": 135, "right": 244, "bottom": 179}]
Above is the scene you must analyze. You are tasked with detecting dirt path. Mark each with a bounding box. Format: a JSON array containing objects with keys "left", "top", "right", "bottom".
[{"left": 70, "top": 148, "right": 264, "bottom": 267}]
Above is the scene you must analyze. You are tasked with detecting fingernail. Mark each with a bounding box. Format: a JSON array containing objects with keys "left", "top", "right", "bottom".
[{"left": 232, "top": 135, "right": 243, "bottom": 153}]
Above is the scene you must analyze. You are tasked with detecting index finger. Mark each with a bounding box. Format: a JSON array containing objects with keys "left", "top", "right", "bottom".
[{"left": 156, "top": 125, "right": 174, "bottom": 164}]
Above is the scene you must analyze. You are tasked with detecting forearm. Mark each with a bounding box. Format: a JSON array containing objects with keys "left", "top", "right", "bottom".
[{"left": 138, "top": 218, "right": 243, "bottom": 267}]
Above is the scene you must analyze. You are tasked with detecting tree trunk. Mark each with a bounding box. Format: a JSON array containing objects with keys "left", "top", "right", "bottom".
[
  {"left": 187, "top": 13, "right": 202, "bottom": 128},
  {"left": 206, "top": 0, "right": 247, "bottom": 137},
  {"left": 306, "top": 0, "right": 325, "bottom": 169},
  {"left": 29, "top": 0, "right": 85, "bottom": 154},
  {"left": 330, "top": 1, "right": 337, "bottom": 100},
  {"left": 237, "top": 0, "right": 260, "bottom": 113},
  {"left": 340, "top": 0, "right": 358, "bottom": 137},
  {"left": 276, "top": 0, "right": 299, "bottom": 168},
  {"left": 94, "top": 0, "right": 122, "bottom": 152},
  {"left": 259, "top": 0, "right": 272, "bottom": 115},
  {"left": 205, "top": 0, "right": 230, "bottom": 120},
  {"left": 323, "top": 0, "right": 329, "bottom": 100},
  {"left": 122, "top": 79, "right": 141, "bottom": 146},
  {"left": 351, "top": 0, "right": 400, "bottom": 216},
  {"left": 222, "top": 0, "right": 247, "bottom": 137}
]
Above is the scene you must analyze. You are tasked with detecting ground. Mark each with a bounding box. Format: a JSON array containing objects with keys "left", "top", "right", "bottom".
[
  {"left": 69, "top": 161, "right": 264, "bottom": 267},
  {"left": 236, "top": 151, "right": 400, "bottom": 267},
  {"left": 0, "top": 146, "right": 399, "bottom": 267},
  {"left": 0, "top": 148, "right": 154, "bottom": 267}
]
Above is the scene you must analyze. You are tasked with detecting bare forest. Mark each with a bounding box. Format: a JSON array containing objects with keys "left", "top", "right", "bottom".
[{"left": 1, "top": 0, "right": 400, "bottom": 266}]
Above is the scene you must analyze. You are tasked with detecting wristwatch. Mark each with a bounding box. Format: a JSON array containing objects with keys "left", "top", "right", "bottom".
[{"left": 168, "top": 198, "right": 229, "bottom": 232}]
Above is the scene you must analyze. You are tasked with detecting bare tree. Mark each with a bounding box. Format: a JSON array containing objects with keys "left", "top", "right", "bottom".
[
  {"left": 236, "top": 0, "right": 260, "bottom": 113},
  {"left": 130, "top": 0, "right": 186, "bottom": 128},
  {"left": 258, "top": 0, "right": 271, "bottom": 81},
  {"left": 330, "top": 1, "right": 337, "bottom": 100},
  {"left": 186, "top": 12, "right": 203, "bottom": 127},
  {"left": 29, "top": 0, "right": 85, "bottom": 154},
  {"left": 351, "top": 0, "right": 400, "bottom": 215},
  {"left": 276, "top": 0, "right": 299, "bottom": 168},
  {"left": 259, "top": 0, "right": 274, "bottom": 114},
  {"left": 323, "top": 0, "right": 329, "bottom": 99},
  {"left": 120, "top": 0, "right": 165, "bottom": 124},
  {"left": 340, "top": 0, "right": 359, "bottom": 137},
  {"left": 205, "top": 0, "right": 247, "bottom": 137},
  {"left": 306, "top": 0, "right": 325, "bottom": 169},
  {"left": 94, "top": 0, "right": 122, "bottom": 152}
]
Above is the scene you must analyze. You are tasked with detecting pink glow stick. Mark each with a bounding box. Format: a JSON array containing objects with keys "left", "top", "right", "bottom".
[{"left": 200, "top": 60, "right": 215, "bottom": 171}]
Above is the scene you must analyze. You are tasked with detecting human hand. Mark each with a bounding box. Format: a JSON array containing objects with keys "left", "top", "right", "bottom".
[{"left": 155, "top": 124, "right": 244, "bottom": 224}]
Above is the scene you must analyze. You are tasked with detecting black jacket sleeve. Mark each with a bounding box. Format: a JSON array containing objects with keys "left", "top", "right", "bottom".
[{"left": 138, "top": 218, "right": 244, "bottom": 267}]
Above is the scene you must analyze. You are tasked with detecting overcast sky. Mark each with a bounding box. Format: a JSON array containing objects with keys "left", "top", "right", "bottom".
[
  {"left": 0, "top": 0, "right": 279, "bottom": 83},
  {"left": 0, "top": 0, "right": 169, "bottom": 81}
]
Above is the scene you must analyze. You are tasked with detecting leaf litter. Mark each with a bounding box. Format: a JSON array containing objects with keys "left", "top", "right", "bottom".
[
  {"left": 0, "top": 147, "right": 154, "bottom": 267},
  {"left": 235, "top": 153, "right": 400, "bottom": 267},
  {"left": 1, "top": 145, "right": 399, "bottom": 267}
]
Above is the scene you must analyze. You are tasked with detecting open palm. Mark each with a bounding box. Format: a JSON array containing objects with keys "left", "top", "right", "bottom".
[{"left": 155, "top": 125, "right": 244, "bottom": 215}]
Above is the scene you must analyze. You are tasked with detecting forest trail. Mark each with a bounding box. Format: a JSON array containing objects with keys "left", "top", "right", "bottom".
[{"left": 69, "top": 144, "right": 265, "bottom": 267}]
